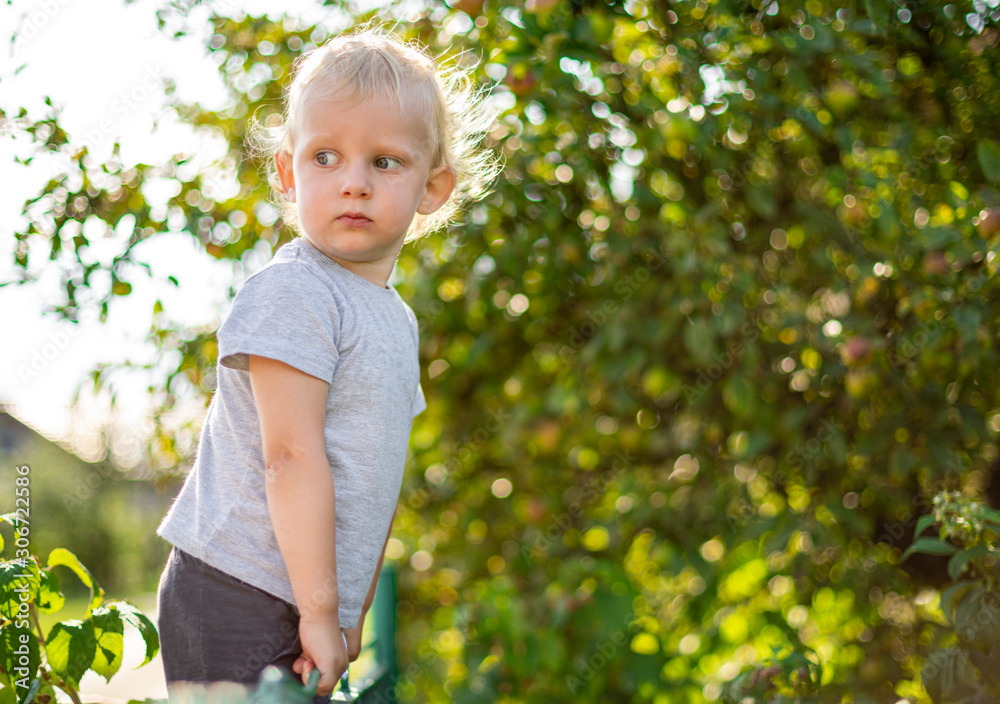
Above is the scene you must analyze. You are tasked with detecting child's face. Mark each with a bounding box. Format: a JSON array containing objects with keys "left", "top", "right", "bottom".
[{"left": 276, "top": 91, "right": 454, "bottom": 285}]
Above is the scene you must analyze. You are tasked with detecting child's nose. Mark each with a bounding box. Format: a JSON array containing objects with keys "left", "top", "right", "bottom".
[{"left": 340, "top": 163, "right": 371, "bottom": 198}]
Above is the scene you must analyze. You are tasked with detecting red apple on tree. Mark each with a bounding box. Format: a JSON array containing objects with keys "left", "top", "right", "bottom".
[
  {"left": 922, "top": 251, "right": 949, "bottom": 276},
  {"left": 978, "top": 208, "right": 1000, "bottom": 238},
  {"left": 452, "top": 0, "right": 484, "bottom": 17},
  {"left": 840, "top": 336, "right": 873, "bottom": 366},
  {"left": 504, "top": 66, "right": 537, "bottom": 97},
  {"left": 526, "top": 0, "right": 559, "bottom": 12}
]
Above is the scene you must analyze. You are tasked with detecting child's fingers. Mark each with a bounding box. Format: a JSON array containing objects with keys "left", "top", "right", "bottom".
[{"left": 294, "top": 655, "right": 315, "bottom": 681}]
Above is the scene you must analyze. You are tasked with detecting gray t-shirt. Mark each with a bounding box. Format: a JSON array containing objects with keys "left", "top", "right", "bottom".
[{"left": 157, "top": 236, "right": 425, "bottom": 627}]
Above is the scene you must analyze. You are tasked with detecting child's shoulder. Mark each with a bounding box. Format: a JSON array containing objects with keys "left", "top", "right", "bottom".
[{"left": 242, "top": 239, "right": 328, "bottom": 291}]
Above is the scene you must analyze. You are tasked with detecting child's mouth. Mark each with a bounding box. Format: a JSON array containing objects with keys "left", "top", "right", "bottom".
[{"left": 338, "top": 214, "right": 371, "bottom": 227}]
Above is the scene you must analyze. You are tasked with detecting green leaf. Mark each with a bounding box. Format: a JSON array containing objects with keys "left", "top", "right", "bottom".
[
  {"left": 34, "top": 568, "right": 64, "bottom": 615},
  {"left": 922, "top": 647, "right": 978, "bottom": 704},
  {"left": 0, "top": 626, "right": 41, "bottom": 698},
  {"left": 955, "top": 588, "right": 1000, "bottom": 650},
  {"left": 939, "top": 581, "right": 975, "bottom": 622},
  {"left": 953, "top": 586, "right": 986, "bottom": 636},
  {"left": 0, "top": 673, "right": 15, "bottom": 704},
  {"left": 46, "top": 548, "right": 103, "bottom": 615},
  {"left": 0, "top": 560, "right": 39, "bottom": 621},
  {"left": 117, "top": 602, "right": 160, "bottom": 667},
  {"left": 902, "top": 538, "right": 958, "bottom": 561},
  {"left": 949, "top": 180, "right": 970, "bottom": 202},
  {"left": 90, "top": 604, "right": 125, "bottom": 682},
  {"left": 967, "top": 643, "right": 1000, "bottom": 687},
  {"left": 45, "top": 620, "right": 97, "bottom": 688},
  {"left": 977, "top": 140, "right": 1000, "bottom": 184},
  {"left": 914, "top": 513, "right": 937, "bottom": 538},
  {"left": 980, "top": 507, "right": 1000, "bottom": 530},
  {"left": 948, "top": 545, "right": 990, "bottom": 580}
]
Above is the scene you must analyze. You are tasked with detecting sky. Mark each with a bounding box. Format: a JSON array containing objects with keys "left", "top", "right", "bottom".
[{"left": 0, "top": 0, "right": 368, "bottom": 463}]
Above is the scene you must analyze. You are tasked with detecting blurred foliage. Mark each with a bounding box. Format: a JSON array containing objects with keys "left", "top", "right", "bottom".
[
  {"left": 6, "top": 0, "right": 1000, "bottom": 701},
  {"left": 0, "top": 432, "right": 175, "bottom": 597},
  {"left": 720, "top": 645, "right": 821, "bottom": 703},
  {"left": 905, "top": 492, "right": 1000, "bottom": 704}
]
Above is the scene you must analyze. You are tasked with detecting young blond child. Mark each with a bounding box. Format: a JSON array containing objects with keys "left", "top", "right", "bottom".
[{"left": 156, "top": 27, "right": 497, "bottom": 700}]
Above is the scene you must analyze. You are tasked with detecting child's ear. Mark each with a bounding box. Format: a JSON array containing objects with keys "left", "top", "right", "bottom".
[
  {"left": 417, "top": 166, "right": 456, "bottom": 215},
  {"left": 275, "top": 150, "right": 296, "bottom": 201}
]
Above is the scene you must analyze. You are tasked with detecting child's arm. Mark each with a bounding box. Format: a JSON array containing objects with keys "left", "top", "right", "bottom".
[
  {"left": 342, "top": 514, "right": 394, "bottom": 660},
  {"left": 249, "top": 354, "right": 347, "bottom": 696}
]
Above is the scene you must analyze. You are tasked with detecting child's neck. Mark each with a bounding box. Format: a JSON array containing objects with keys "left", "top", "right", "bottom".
[{"left": 301, "top": 235, "right": 396, "bottom": 288}]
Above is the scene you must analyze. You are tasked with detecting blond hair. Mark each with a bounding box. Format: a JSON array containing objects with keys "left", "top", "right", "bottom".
[{"left": 250, "top": 25, "right": 499, "bottom": 242}]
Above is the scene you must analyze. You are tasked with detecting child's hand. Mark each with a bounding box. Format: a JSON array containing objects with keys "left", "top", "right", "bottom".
[
  {"left": 342, "top": 625, "right": 363, "bottom": 661},
  {"left": 294, "top": 616, "right": 348, "bottom": 696}
]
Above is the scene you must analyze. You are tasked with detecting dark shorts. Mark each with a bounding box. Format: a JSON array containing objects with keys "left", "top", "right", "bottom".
[{"left": 156, "top": 547, "right": 331, "bottom": 703}]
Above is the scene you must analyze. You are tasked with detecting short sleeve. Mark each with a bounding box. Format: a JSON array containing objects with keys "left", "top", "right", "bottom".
[
  {"left": 218, "top": 263, "right": 340, "bottom": 382},
  {"left": 412, "top": 382, "right": 427, "bottom": 417}
]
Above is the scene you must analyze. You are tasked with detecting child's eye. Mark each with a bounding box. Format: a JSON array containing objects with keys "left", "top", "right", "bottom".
[
  {"left": 316, "top": 151, "right": 337, "bottom": 166},
  {"left": 374, "top": 156, "right": 402, "bottom": 170}
]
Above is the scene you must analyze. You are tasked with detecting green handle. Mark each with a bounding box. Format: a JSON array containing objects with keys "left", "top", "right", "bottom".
[{"left": 254, "top": 665, "right": 321, "bottom": 704}]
